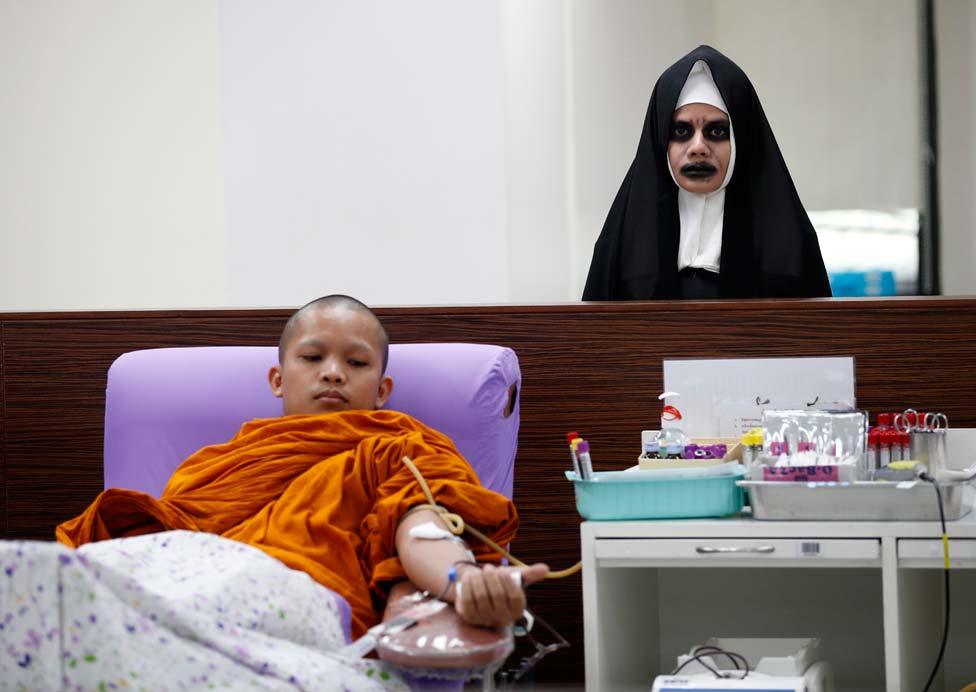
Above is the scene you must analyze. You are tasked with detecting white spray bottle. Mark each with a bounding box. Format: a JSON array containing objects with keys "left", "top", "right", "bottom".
[{"left": 653, "top": 391, "right": 689, "bottom": 458}]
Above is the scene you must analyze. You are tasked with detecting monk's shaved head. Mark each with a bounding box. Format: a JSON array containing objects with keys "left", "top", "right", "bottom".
[{"left": 277, "top": 295, "right": 389, "bottom": 372}]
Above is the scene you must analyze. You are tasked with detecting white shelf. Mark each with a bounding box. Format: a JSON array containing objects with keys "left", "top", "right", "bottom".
[{"left": 581, "top": 514, "right": 976, "bottom": 692}]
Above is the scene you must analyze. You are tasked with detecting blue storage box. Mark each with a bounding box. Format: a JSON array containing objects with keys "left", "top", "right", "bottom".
[
  {"left": 828, "top": 270, "right": 897, "bottom": 297},
  {"left": 566, "top": 468, "right": 745, "bottom": 520}
]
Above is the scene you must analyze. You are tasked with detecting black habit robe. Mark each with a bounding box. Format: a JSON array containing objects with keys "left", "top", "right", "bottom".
[{"left": 582, "top": 45, "right": 832, "bottom": 300}]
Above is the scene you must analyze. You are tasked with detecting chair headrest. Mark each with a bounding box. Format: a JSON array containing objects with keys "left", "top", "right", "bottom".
[{"left": 104, "top": 344, "right": 520, "bottom": 498}]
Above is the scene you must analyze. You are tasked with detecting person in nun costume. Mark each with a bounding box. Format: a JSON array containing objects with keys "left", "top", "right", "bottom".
[{"left": 582, "top": 45, "right": 831, "bottom": 300}]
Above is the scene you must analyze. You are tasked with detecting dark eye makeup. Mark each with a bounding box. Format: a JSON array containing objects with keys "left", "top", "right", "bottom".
[
  {"left": 669, "top": 121, "right": 692, "bottom": 141},
  {"left": 669, "top": 120, "right": 731, "bottom": 142},
  {"left": 704, "top": 120, "right": 730, "bottom": 141}
]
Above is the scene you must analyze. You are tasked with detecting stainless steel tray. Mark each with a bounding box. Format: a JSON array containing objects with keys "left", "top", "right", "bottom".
[{"left": 738, "top": 480, "right": 974, "bottom": 521}]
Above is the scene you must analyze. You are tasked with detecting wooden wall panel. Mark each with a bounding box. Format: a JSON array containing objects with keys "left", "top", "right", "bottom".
[
  {"left": 1, "top": 320, "right": 6, "bottom": 537},
  {"left": 3, "top": 297, "right": 976, "bottom": 683},
  {"left": 2, "top": 316, "right": 288, "bottom": 540}
]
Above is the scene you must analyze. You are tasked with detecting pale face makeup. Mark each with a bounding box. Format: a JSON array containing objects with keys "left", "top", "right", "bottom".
[{"left": 667, "top": 102, "right": 732, "bottom": 195}]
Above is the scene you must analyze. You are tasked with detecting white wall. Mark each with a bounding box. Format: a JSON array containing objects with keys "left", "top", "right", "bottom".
[
  {"left": 221, "top": 1, "right": 509, "bottom": 308},
  {"left": 1, "top": 0, "right": 972, "bottom": 311},
  {"left": 499, "top": 0, "right": 571, "bottom": 302},
  {"left": 938, "top": 0, "right": 976, "bottom": 296},
  {"left": 713, "top": 0, "right": 920, "bottom": 212},
  {"left": 0, "top": 1, "right": 226, "bottom": 310}
]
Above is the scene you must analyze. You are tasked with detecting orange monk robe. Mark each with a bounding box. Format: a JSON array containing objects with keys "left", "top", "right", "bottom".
[{"left": 57, "top": 410, "right": 519, "bottom": 638}]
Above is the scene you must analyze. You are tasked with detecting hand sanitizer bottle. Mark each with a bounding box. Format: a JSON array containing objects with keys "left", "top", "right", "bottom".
[{"left": 653, "top": 392, "right": 689, "bottom": 458}]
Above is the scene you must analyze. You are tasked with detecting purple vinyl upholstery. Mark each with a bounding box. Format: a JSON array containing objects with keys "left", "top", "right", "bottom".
[{"left": 104, "top": 344, "right": 520, "bottom": 499}]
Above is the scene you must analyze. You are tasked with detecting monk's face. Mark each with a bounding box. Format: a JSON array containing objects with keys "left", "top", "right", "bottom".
[
  {"left": 667, "top": 102, "right": 732, "bottom": 195},
  {"left": 269, "top": 306, "right": 392, "bottom": 415}
]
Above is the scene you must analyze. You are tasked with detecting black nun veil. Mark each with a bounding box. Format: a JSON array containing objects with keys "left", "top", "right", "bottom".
[{"left": 582, "top": 45, "right": 831, "bottom": 300}]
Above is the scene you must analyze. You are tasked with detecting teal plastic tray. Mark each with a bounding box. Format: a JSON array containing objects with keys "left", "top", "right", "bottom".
[{"left": 566, "top": 469, "right": 745, "bottom": 520}]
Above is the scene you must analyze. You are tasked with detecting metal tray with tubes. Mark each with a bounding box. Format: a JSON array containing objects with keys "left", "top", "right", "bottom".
[{"left": 738, "top": 480, "right": 975, "bottom": 521}]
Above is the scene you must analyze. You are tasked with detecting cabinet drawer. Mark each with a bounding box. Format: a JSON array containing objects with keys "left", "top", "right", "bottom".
[
  {"left": 595, "top": 538, "right": 881, "bottom": 567},
  {"left": 898, "top": 538, "right": 976, "bottom": 568}
]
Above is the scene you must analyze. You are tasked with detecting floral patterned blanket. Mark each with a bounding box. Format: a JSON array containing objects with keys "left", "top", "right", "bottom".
[{"left": 0, "top": 531, "right": 406, "bottom": 691}]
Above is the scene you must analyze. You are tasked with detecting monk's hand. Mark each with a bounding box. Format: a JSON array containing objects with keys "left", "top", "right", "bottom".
[{"left": 454, "top": 562, "right": 549, "bottom": 628}]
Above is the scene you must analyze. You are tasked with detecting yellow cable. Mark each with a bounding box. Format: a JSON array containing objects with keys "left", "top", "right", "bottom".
[
  {"left": 402, "top": 456, "right": 582, "bottom": 579},
  {"left": 942, "top": 532, "right": 950, "bottom": 571}
]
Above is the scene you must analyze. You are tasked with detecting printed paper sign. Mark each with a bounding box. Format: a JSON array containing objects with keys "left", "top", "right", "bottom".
[{"left": 663, "top": 357, "right": 856, "bottom": 438}]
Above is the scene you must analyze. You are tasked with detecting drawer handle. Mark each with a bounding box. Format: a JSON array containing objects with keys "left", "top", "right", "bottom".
[{"left": 696, "top": 545, "right": 776, "bottom": 554}]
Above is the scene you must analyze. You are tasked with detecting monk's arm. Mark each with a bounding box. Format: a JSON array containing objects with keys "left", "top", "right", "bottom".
[{"left": 394, "top": 508, "right": 548, "bottom": 628}]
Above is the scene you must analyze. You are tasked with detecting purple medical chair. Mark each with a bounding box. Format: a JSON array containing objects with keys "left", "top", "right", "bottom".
[{"left": 103, "top": 343, "right": 521, "bottom": 689}]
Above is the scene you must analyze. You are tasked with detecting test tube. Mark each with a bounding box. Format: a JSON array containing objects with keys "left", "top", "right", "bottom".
[
  {"left": 566, "top": 432, "right": 582, "bottom": 477},
  {"left": 577, "top": 440, "right": 594, "bottom": 480},
  {"left": 867, "top": 428, "right": 879, "bottom": 473},
  {"left": 888, "top": 428, "right": 903, "bottom": 463},
  {"left": 879, "top": 432, "right": 892, "bottom": 467}
]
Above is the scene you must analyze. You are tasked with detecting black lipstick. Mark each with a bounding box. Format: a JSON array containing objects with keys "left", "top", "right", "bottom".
[{"left": 680, "top": 162, "right": 718, "bottom": 179}]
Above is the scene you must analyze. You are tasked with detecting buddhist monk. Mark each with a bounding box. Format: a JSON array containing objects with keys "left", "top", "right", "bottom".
[{"left": 57, "top": 295, "right": 548, "bottom": 640}]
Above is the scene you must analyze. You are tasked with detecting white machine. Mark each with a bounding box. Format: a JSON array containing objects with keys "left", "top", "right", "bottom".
[{"left": 651, "top": 638, "right": 833, "bottom": 692}]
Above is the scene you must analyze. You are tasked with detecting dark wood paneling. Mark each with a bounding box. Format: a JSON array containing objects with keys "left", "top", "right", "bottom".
[
  {"left": 2, "top": 317, "right": 289, "bottom": 539},
  {"left": 1, "top": 320, "right": 6, "bottom": 537},
  {"left": 3, "top": 297, "right": 976, "bottom": 683}
]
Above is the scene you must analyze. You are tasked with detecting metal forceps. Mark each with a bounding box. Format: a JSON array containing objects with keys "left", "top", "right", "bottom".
[{"left": 895, "top": 409, "right": 949, "bottom": 433}]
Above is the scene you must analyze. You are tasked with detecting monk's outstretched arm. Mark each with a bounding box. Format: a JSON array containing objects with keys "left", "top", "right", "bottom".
[{"left": 394, "top": 508, "right": 548, "bottom": 628}]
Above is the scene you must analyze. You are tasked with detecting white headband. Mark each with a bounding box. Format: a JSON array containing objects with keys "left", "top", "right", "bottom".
[{"left": 676, "top": 60, "right": 728, "bottom": 113}]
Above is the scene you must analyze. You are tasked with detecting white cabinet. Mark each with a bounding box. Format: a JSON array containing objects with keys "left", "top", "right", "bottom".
[{"left": 581, "top": 516, "right": 976, "bottom": 691}]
